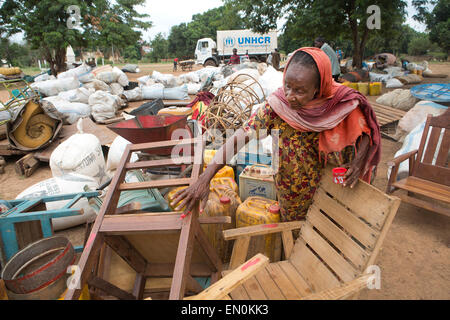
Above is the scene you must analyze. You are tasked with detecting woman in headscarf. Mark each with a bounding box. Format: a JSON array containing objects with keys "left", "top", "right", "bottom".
[{"left": 172, "top": 47, "right": 381, "bottom": 222}]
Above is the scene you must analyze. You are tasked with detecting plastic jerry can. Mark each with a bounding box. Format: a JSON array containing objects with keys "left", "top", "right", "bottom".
[
  {"left": 157, "top": 106, "right": 192, "bottom": 116},
  {"left": 202, "top": 183, "right": 242, "bottom": 262},
  {"left": 203, "top": 149, "right": 235, "bottom": 180},
  {"left": 236, "top": 196, "right": 282, "bottom": 262},
  {"left": 357, "top": 82, "right": 369, "bottom": 95},
  {"left": 369, "top": 82, "right": 382, "bottom": 96},
  {"left": 211, "top": 177, "right": 238, "bottom": 194}
]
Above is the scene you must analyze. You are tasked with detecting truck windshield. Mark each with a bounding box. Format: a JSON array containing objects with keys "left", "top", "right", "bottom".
[{"left": 198, "top": 42, "right": 208, "bottom": 50}]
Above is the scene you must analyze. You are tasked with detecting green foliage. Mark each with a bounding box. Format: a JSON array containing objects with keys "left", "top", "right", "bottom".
[
  {"left": 148, "top": 33, "right": 169, "bottom": 63},
  {"left": 0, "top": 0, "right": 151, "bottom": 74},
  {"left": 427, "top": 0, "right": 450, "bottom": 53},
  {"left": 227, "top": 0, "right": 407, "bottom": 68},
  {"left": 167, "top": 4, "right": 245, "bottom": 59},
  {"left": 408, "top": 34, "right": 432, "bottom": 55}
]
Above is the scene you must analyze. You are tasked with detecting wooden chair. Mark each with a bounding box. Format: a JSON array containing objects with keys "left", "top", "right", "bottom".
[
  {"left": 186, "top": 167, "right": 401, "bottom": 300},
  {"left": 386, "top": 109, "right": 450, "bottom": 217},
  {"left": 64, "top": 138, "right": 230, "bottom": 300}
]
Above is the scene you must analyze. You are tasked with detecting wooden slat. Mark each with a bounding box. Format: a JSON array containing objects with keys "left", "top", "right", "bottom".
[
  {"left": 100, "top": 214, "right": 183, "bottom": 234},
  {"left": 125, "top": 156, "right": 193, "bottom": 170},
  {"left": 423, "top": 126, "right": 443, "bottom": 164},
  {"left": 223, "top": 221, "right": 303, "bottom": 240},
  {"left": 104, "top": 235, "right": 147, "bottom": 274},
  {"left": 145, "top": 263, "right": 212, "bottom": 277},
  {"left": 229, "top": 236, "right": 251, "bottom": 269},
  {"left": 222, "top": 270, "right": 251, "bottom": 300},
  {"left": 301, "top": 274, "right": 372, "bottom": 300},
  {"left": 129, "top": 137, "right": 201, "bottom": 151},
  {"left": 277, "top": 260, "right": 313, "bottom": 296},
  {"left": 289, "top": 239, "right": 342, "bottom": 292},
  {"left": 371, "top": 102, "right": 406, "bottom": 117},
  {"left": 185, "top": 254, "right": 269, "bottom": 300},
  {"left": 281, "top": 230, "right": 294, "bottom": 259},
  {"left": 265, "top": 263, "right": 303, "bottom": 299},
  {"left": 313, "top": 188, "right": 379, "bottom": 250},
  {"left": 395, "top": 193, "right": 450, "bottom": 217},
  {"left": 254, "top": 267, "right": 286, "bottom": 300},
  {"left": 307, "top": 206, "right": 369, "bottom": 270},
  {"left": 393, "top": 176, "right": 450, "bottom": 203},
  {"left": 241, "top": 274, "right": 268, "bottom": 300},
  {"left": 300, "top": 222, "right": 359, "bottom": 282},
  {"left": 193, "top": 220, "right": 222, "bottom": 274},
  {"left": 435, "top": 129, "right": 450, "bottom": 167},
  {"left": 320, "top": 168, "right": 393, "bottom": 230},
  {"left": 132, "top": 274, "right": 146, "bottom": 299},
  {"left": 88, "top": 277, "right": 137, "bottom": 300},
  {"left": 119, "top": 178, "right": 192, "bottom": 191},
  {"left": 414, "top": 163, "right": 450, "bottom": 187}
]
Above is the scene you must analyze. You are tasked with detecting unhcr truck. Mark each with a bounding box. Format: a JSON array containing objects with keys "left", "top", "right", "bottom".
[{"left": 195, "top": 29, "right": 278, "bottom": 67}]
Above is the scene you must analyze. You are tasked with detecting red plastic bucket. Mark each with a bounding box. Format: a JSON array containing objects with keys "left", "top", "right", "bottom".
[{"left": 332, "top": 167, "right": 347, "bottom": 184}]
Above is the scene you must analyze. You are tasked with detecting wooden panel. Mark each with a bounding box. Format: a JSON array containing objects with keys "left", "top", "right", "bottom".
[
  {"left": 422, "top": 127, "right": 443, "bottom": 164},
  {"left": 254, "top": 267, "right": 286, "bottom": 300},
  {"left": 222, "top": 270, "right": 250, "bottom": 300},
  {"left": 414, "top": 163, "right": 450, "bottom": 187},
  {"left": 229, "top": 236, "right": 250, "bottom": 269},
  {"left": 320, "top": 168, "right": 393, "bottom": 230},
  {"left": 289, "top": 239, "right": 342, "bottom": 292},
  {"left": 300, "top": 222, "right": 359, "bottom": 282},
  {"left": 119, "top": 178, "right": 192, "bottom": 191},
  {"left": 395, "top": 193, "right": 450, "bottom": 217},
  {"left": 435, "top": 129, "right": 450, "bottom": 167},
  {"left": 312, "top": 188, "right": 379, "bottom": 250},
  {"left": 14, "top": 220, "right": 43, "bottom": 250},
  {"left": 277, "top": 260, "right": 312, "bottom": 296},
  {"left": 103, "top": 235, "right": 147, "bottom": 274},
  {"left": 307, "top": 206, "right": 369, "bottom": 270},
  {"left": 393, "top": 176, "right": 450, "bottom": 203},
  {"left": 100, "top": 214, "right": 182, "bottom": 234},
  {"left": 241, "top": 275, "right": 268, "bottom": 300},
  {"left": 281, "top": 230, "right": 294, "bottom": 259},
  {"left": 223, "top": 221, "right": 303, "bottom": 240},
  {"left": 125, "top": 156, "right": 193, "bottom": 170},
  {"left": 88, "top": 277, "right": 137, "bottom": 300},
  {"left": 265, "top": 263, "right": 303, "bottom": 299}
]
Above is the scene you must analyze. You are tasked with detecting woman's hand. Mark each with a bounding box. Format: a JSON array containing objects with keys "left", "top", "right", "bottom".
[
  {"left": 343, "top": 134, "right": 370, "bottom": 188},
  {"left": 171, "top": 171, "right": 212, "bottom": 216}
]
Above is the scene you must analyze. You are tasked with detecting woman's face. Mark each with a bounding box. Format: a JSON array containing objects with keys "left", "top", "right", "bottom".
[{"left": 284, "top": 64, "right": 319, "bottom": 110}]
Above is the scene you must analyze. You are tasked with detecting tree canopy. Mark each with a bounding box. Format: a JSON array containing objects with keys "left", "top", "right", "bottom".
[{"left": 0, "top": 0, "right": 151, "bottom": 74}]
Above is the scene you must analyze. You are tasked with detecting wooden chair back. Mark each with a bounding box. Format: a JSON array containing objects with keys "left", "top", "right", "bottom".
[
  {"left": 289, "top": 168, "right": 401, "bottom": 292},
  {"left": 412, "top": 109, "right": 450, "bottom": 186}
]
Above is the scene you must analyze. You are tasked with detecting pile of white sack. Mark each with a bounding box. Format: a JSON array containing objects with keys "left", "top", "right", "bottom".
[
  {"left": 16, "top": 119, "right": 110, "bottom": 231},
  {"left": 124, "top": 62, "right": 283, "bottom": 103},
  {"left": 31, "top": 63, "right": 130, "bottom": 124}
]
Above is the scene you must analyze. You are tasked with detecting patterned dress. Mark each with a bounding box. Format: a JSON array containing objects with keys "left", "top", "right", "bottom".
[{"left": 244, "top": 103, "right": 361, "bottom": 221}]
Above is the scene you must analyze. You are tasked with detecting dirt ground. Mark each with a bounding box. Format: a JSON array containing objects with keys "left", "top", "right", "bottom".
[{"left": 0, "top": 62, "right": 448, "bottom": 300}]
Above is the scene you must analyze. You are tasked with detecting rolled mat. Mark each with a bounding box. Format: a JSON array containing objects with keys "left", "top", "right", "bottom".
[{"left": 11, "top": 101, "right": 56, "bottom": 149}]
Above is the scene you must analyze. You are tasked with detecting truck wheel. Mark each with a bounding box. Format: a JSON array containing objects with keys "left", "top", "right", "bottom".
[{"left": 204, "top": 60, "right": 217, "bottom": 67}]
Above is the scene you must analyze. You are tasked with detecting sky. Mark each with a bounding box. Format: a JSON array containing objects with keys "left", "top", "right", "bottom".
[{"left": 11, "top": 0, "right": 428, "bottom": 43}]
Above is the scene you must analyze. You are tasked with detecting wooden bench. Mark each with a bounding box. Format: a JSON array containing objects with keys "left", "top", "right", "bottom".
[
  {"left": 386, "top": 108, "right": 450, "bottom": 217},
  {"left": 186, "top": 167, "right": 401, "bottom": 300}
]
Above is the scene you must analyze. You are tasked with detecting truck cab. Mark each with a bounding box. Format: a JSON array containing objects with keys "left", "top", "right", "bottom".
[{"left": 195, "top": 38, "right": 218, "bottom": 67}]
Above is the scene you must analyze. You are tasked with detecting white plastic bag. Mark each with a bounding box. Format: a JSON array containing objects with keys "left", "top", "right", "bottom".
[
  {"left": 123, "top": 87, "right": 143, "bottom": 102},
  {"left": 110, "top": 83, "right": 124, "bottom": 96},
  {"left": 50, "top": 119, "right": 108, "bottom": 185},
  {"left": 391, "top": 90, "right": 419, "bottom": 111},
  {"left": 31, "top": 77, "right": 80, "bottom": 97},
  {"left": 141, "top": 83, "right": 165, "bottom": 100},
  {"left": 15, "top": 173, "right": 100, "bottom": 231},
  {"left": 57, "top": 63, "right": 92, "bottom": 80},
  {"left": 34, "top": 74, "right": 56, "bottom": 82},
  {"left": 106, "top": 136, "right": 139, "bottom": 173},
  {"left": 376, "top": 89, "right": 403, "bottom": 107},
  {"left": 151, "top": 71, "right": 177, "bottom": 87},
  {"left": 43, "top": 96, "right": 91, "bottom": 124},
  {"left": 187, "top": 82, "right": 201, "bottom": 95},
  {"left": 83, "top": 79, "right": 112, "bottom": 92},
  {"left": 385, "top": 78, "right": 404, "bottom": 88},
  {"left": 396, "top": 101, "right": 448, "bottom": 139},
  {"left": 258, "top": 66, "right": 283, "bottom": 97},
  {"left": 89, "top": 91, "right": 119, "bottom": 122},
  {"left": 58, "top": 87, "right": 94, "bottom": 104},
  {"left": 113, "top": 67, "right": 129, "bottom": 87}
]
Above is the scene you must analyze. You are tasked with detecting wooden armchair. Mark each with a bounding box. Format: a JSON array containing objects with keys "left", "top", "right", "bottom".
[
  {"left": 186, "top": 167, "right": 401, "bottom": 300},
  {"left": 386, "top": 109, "right": 450, "bottom": 217}
]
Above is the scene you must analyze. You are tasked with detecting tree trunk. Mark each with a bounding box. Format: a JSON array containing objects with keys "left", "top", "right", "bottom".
[{"left": 44, "top": 47, "right": 67, "bottom": 76}]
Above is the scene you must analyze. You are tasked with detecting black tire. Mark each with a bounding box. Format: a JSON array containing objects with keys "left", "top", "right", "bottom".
[{"left": 204, "top": 59, "right": 217, "bottom": 67}]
